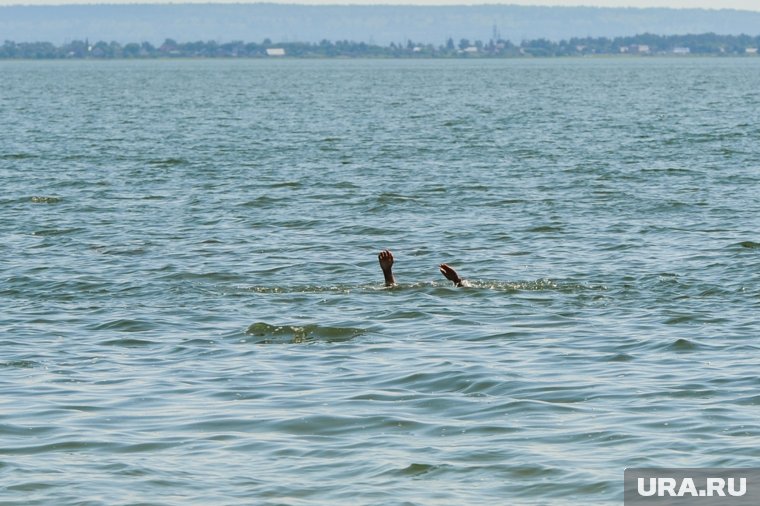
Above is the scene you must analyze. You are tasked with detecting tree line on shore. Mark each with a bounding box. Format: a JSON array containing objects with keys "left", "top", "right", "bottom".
[{"left": 2, "top": 33, "right": 759, "bottom": 59}]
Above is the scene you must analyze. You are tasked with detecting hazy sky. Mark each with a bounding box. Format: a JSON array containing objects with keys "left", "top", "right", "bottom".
[{"left": 2, "top": 0, "right": 759, "bottom": 9}]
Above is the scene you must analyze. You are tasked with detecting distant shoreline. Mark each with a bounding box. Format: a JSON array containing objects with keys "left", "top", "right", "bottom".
[
  {"left": 4, "top": 3, "right": 760, "bottom": 48},
  {"left": 2, "top": 55, "right": 759, "bottom": 63},
  {"left": 2, "top": 33, "right": 760, "bottom": 60}
]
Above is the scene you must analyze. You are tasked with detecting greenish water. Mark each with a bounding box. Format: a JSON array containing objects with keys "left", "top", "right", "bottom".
[{"left": 1, "top": 58, "right": 759, "bottom": 505}]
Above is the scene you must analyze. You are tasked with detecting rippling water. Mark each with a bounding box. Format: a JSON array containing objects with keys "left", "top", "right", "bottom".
[{"left": 1, "top": 58, "right": 759, "bottom": 505}]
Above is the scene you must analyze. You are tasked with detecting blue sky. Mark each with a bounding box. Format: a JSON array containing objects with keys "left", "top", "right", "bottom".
[{"left": 1, "top": 0, "right": 759, "bottom": 9}]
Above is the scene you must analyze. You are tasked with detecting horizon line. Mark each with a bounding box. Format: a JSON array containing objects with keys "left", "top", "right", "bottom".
[{"left": 1, "top": 1, "right": 759, "bottom": 12}]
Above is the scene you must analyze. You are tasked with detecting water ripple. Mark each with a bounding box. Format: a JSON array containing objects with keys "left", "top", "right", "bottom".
[{"left": 1, "top": 58, "right": 759, "bottom": 506}]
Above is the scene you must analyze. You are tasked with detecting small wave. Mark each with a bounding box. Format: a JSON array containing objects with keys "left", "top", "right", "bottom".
[
  {"left": 666, "top": 338, "right": 700, "bottom": 352},
  {"left": 244, "top": 322, "right": 364, "bottom": 344},
  {"left": 493, "top": 198, "right": 526, "bottom": 205},
  {"left": 148, "top": 158, "right": 187, "bottom": 167},
  {"left": 240, "top": 195, "right": 285, "bottom": 207},
  {"left": 240, "top": 279, "right": 604, "bottom": 295},
  {"left": 526, "top": 225, "right": 563, "bottom": 233},
  {"left": 376, "top": 192, "right": 419, "bottom": 204},
  {"left": 332, "top": 181, "right": 360, "bottom": 189},
  {"left": 162, "top": 271, "right": 247, "bottom": 283},
  {"left": 2, "top": 153, "right": 35, "bottom": 160},
  {"left": 464, "top": 278, "right": 606, "bottom": 293},
  {"left": 32, "top": 228, "right": 80, "bottom": 236},
  {"left": 443, "top": 118, "right": 466, "bottom": 127},
  {"left": 607, "top": 353, "right": 634, "bottom": 362},
  {"left": 268, "top": 181, "right": 302, "bottom": 189},
  {"left": 0, "top": 360, "right": 39, "bottom": 369},
  {"left": 396, "top": 463, "right": 447, "bottom": 477},
  {"left": 89, "top": 319, "right": 157, "bottom": 333},
  {"left": 99, "top": 338, "right": 157, "bottom": 347},
  {"left": 240, "top": 284, "right": 375, "bottom": 294},
  {"left": 337, "top": 225, "right": 395, "bottom": 236},
  {"left": 735, "top": 394, "right": 760, "bottom": 406},
  {"left": 30, "top": 196, "right": 61, "bottom": 204},
  {"left": 90, "top": 244, "right": 148, "bottom": 256},
  {"left": 641, "top": 166, "right": 699, "bottom": 174},
  {"left": 1, "top": 440, "right": 116, "bottom": 456},
  {"left": 664, "top": 314, "right": 696, "bottom": 325}
]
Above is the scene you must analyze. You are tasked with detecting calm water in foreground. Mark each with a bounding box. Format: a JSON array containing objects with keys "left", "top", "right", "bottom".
[{"left": 1, "top": 58, "right": 759, "bottom": 505}]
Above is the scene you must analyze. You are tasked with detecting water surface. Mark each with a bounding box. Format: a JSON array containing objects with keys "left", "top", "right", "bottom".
[{"left": 1, "top": 58, "right": 759, "bottom": 505}]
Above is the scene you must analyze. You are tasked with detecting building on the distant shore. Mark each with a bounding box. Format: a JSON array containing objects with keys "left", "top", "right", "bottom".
[
  {"left": 672, "top": 47, "right": 691, "bottom": 55},
  {"left": 266, "top": 48, "right": 286, "bottom": 56},
  {"left": 746, "top": 47, "right": 759, "bottom": 54},
  {"left": 621, "top": 44, "right": 650, "bottom": 54}
]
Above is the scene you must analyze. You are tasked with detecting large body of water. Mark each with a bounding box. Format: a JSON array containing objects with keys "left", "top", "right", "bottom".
[{"left": 1, "top": 58, "right": 759, "bottom": 505}]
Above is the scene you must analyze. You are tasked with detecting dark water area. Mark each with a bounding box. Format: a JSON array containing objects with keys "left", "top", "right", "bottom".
[{"left": 1, "top": 58, "right": 759, "bottom": 505}]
